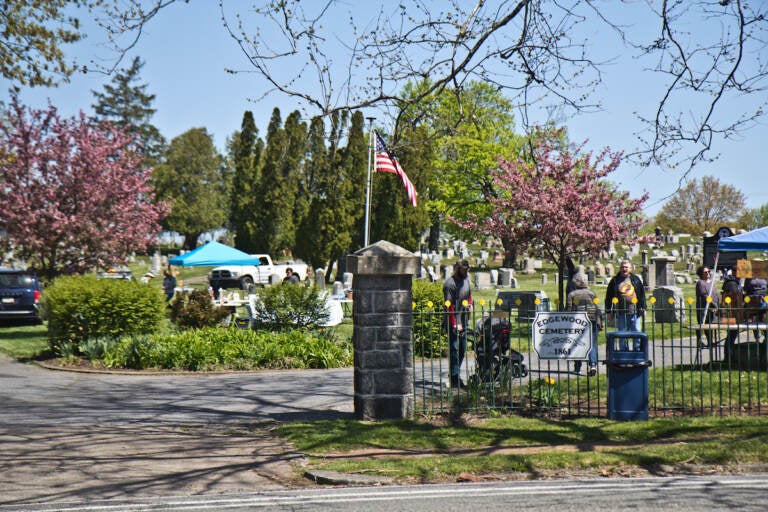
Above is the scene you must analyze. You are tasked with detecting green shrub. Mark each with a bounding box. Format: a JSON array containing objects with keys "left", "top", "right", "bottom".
[
  {"left": 170, "top": 289, "right": 231, "bottom": 329},
  {"left": 94, "top": 327, "right": 352, "bottom": 371},
  {"left": 43, "top": 275, "right": 165, "bottom": 353},
  {"left": 412, "top": 279, "right": 448, "bottom": 358},
  {"left": 250, "top": 284, "right": 330, "bottom": 330}
]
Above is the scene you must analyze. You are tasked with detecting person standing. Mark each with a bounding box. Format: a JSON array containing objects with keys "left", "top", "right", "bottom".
[
  {"left": 744, "top": 276, "right": 767, "bottom": 342},
  {"left": 283, "top": 267, "right": 300, "bottom": 285},
  {"left": 162, "top": 269, "right": 177, "bottom": 302},
  {"left": 695, "top": 265, "right": 718, "bottom": 347},
  {"left": 443, "top": 259, "right": 473, "bottom": 389},
  {"left": 567, "top": 272, "right": 603, "bottom": 376},
  {"left": 605, "top": 260, "right": 646, "bottom": 350}
]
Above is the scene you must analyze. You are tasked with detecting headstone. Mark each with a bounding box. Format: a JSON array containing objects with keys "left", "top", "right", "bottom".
[
  {"left": 151, "top": 251, "right": 162, "bottom": 274},
  {"left": 651, "top": 256, "right": 677, "bottom": 288},
  {"left": 443, "top": 248, "right": 455, "bottom": 259},
  {"left": 652, "top": 286, "right": 686, "bottom": 323},
  {"left": 490, "top": 269, "right": 499, "bottom": 285},
  {"left": 541, "top": 273, "right": 548, "bottom": 285},
  {"left": 426, "top": 266, "right": 438, "bottom": 282},
  {"left": 332, "top": 281, "right": 344, "bottom": 296},
  {"left": 608, "top": 241, "right": 616, "bottom": 259},
  {"left": 534, "top": 259, "right": 543, "bottom": 270},
  {"left": 641, "top": 250, "right": 648, "bottom": 266},
  {"left": 524, "top": 258, "right": 536, "bottom": 274},
  {"left": 510, "top": 277, "right": 518, "bottom": 289},
  {"left": 595, "top": 262, "right": 606, "bottom": 278},
  {"left": 605, "top": 263, "right": 615, "bottom": 277},
  {"left": 315, "top": 268, "right": 326, "bottom": 291},
  {"left": 442, "top": 266, "right": 452, "bottom": 281},
  {"left": 343, "top": 272, "right": 354, "bottom": 289},
  {"left": 498, "top": 268, "right": 512, "bottom": 287},
  {"left": 586, "top": 267, "right": 595, "bottom": 285},
  {"left": 473, "top": 272, "right": 492, "bottom": 290}
]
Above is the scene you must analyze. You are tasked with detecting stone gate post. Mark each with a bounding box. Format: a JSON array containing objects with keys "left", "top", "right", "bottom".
[{"left": 346, "top": 240, "right": 421, "bottom": 420}]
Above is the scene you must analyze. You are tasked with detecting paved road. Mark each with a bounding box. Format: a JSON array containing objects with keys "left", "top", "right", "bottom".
[
  {"left": 4, "top": 476, "right": 768, "bottom": 511},
  {"left": 0, "top": 356, "right": 354, "bottom": 506}
]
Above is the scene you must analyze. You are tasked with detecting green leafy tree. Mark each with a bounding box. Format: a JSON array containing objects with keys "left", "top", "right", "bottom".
[
  {"left": 229, "top": 111, "right": 263, "bottom": 253},
  {"left": 1, "top": 0, "right": 87, "bottom": 87},
  {"left": 91, "top": 56, "right": 166, "bottom": 163},
  {"left": 738, "top": 204, "right": 768, "bottom": 232},
  {"left": 153, "top": 128, "right": 228, "bottom": 250},
  {"left": 655, "top": 176, "right": 746, "bottom": 235}
]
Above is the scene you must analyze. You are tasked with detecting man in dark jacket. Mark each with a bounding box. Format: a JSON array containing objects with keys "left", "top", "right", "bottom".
[
  {"left": 605, "top": 260, "right": 646, "bottom": 350},
  {"left": 443, "top": 259, "right": 473, "bottom": 389}
]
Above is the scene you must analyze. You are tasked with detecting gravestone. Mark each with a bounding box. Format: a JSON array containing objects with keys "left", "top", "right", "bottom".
[
  {"left": 347, "top": 240, "right": 419, "bottom": 420},
  {"left": 641, "top": 250, "right": 648, "bottom": 266},
  {"left": 343, "top": 272, "right": 354, "bottom": 289},
  {"left": 595, "top": 262, "right": 606, "bottom": 279},
  {"left": 510, "top": 277, "right": 518, "bottom": 289},
  {"left": 652, "top": 286, "right": 685, "bottom": 323},
  {"left": 498, "top": 268, "right": 513, "bottom": 287},
  {"left": 541, "top": 273, "right": 547, "bottom": 285},
  {"left": 473, "top": 272, "right": 492, "bottom": 290},
  {"left": 490, "top": 269, "right": 499, "bottom": 285},
  {"left": 650, "top": 256, "right": 677, "bottom": 288},
  {"left": 332, "top": 281, "right": 344, "bottom": 296},
  {"left": 586, "top": 267, "right": 595, "bottom": 285},
  {"left": 605, "top": 263, "right": 615, "bottom": 278},
  {"left": 315, "top": 268, "right": 326, "bottom": 291},
  {"left": 524, "top": 258, "right": 536, "bottom": 274}
]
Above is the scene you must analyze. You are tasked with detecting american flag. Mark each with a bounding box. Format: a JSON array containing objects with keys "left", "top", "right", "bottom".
[{"left": 375, "top": 130, "right": 418, "bottom": 207}]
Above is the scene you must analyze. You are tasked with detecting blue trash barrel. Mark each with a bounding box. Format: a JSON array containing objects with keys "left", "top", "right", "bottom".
[{"left": 606, "top": 331, "right": 651, "bottom": 420}]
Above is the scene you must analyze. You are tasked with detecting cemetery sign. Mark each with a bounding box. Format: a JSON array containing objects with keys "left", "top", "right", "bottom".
[{"left": 532, "top": 312, "right": 592, "bottom": 360}]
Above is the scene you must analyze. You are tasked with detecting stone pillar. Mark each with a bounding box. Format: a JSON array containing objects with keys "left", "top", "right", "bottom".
[{"left": 346, "top": 240, "right": 420, "bottom": 420}]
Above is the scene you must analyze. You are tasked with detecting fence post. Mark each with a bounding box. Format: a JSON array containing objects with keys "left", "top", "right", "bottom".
[{"left": 346, "top": 240, "right": 421, "bottom": 420}]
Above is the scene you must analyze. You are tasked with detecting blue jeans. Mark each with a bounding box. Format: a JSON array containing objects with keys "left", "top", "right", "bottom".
[
  {"left": 616, "top": 313, "right": 643, "bottom": 351},
  {"left": 574, "top": 324, "right": 599, "bottom": 371},
  {"left": 449, "top": 326, "right": 467, "bottom": 378}
]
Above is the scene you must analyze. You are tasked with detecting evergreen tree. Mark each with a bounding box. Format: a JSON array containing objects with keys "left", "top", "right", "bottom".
[
  {"left": 91, "top": 56, "right": 166, "bottom": 163},
  {"left": 152, "top": 128, "right": 228, "bottom": 250},
  {"left": 229, "top": 111, "right": 263, "bottom": 253},
  {"left": 255, "top": 109, "right": 307, "bottom": 256},
  {"left": 295, "top": 111, "right": 365, "bottom": 277}
]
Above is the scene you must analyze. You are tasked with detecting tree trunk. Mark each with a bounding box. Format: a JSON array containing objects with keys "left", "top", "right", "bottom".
[{"left": 181, "top": 232, "right": 201, "bottom": 251}]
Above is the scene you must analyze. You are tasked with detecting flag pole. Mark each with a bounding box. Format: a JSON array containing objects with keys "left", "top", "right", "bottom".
[{"left": 363, "top": 117, "right": 375, "bottom": 248}]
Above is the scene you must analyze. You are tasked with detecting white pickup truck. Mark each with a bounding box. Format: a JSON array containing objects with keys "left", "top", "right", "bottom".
[{"left": 208, "top": 254, "right": 309, "bottom": 291}]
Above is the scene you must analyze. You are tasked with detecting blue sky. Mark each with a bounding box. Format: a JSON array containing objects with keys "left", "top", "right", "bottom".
[{"left": 6, "top": 2, "right": 767, "bottom": 218}]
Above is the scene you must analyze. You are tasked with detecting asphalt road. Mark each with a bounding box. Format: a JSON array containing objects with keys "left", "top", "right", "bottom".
[
  {"left": 0, "top": 356, "right": 354, "bottom": 506},
  {"left": 4, "top": 477, "right": 768, "bottom": 511}
]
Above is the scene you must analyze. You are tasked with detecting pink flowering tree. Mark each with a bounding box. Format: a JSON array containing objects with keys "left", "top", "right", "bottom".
[
  {"left": 455, "top": 128, "right": 649, "bottom": 307},
  {"left": 0, "top": 94, "right": 169, "bottom": 280}
]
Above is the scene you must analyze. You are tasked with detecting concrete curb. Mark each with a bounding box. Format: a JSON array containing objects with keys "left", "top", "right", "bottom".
[{"left": 304, "top": 469, "right": 395, "bottom": 486}]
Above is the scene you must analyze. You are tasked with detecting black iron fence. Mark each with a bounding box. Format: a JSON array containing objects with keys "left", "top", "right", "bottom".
[{"left": 412, "top": 299, "right": 768, "bottom": 417}]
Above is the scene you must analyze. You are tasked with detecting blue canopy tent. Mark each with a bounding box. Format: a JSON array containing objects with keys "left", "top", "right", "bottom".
[
  {"left": 168, "top": 241, "right": 261, "bottom": 267},
  {"left": 717, "top": 226, "right": 768, "bottom": 252},
  {"left": 700, "top": 226, "right": 768, "bottom": 321}
]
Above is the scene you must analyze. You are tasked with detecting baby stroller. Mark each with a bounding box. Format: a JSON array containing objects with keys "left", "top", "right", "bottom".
[{"left": 469, "top": 315, "right": 528, "bottom": 385}]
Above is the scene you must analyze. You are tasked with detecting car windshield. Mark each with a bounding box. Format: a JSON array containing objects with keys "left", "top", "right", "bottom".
[{"left": 0, "top": 274, "right": 34, "bottom": 288}]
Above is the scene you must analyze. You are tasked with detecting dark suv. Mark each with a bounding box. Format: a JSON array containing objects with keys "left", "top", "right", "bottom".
[{"left": 0, "top": 269, "right": 42, "bottom": 324}]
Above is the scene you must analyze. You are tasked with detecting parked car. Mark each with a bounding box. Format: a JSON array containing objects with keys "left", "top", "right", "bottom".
[
  {"left": 0, "top": 268, "right": 43, "bottom": 324},
  {"left": 209, "top": 254, "right": 309, "bottom": 291}
]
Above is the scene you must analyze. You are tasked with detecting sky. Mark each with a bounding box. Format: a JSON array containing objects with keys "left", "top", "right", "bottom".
[{"left": 5, "top": 2, "right": 767, "bottom": 219}]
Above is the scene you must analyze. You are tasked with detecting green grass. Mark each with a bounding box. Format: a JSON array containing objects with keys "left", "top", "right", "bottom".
[
  {"left": 277, "top": 415, "right": 768, "bottom": 482},
  {"left": 0, "top": 322, "right": 50, "bottom": 359}
]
